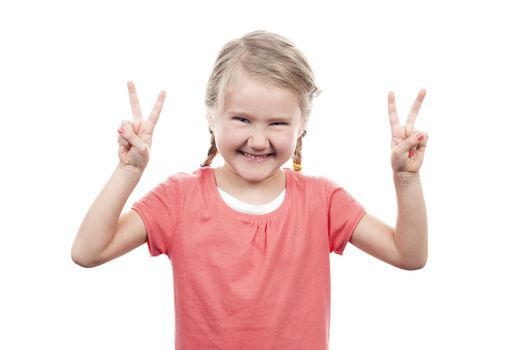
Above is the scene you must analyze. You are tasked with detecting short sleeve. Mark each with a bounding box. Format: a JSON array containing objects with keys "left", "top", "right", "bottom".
[
  {"left": 326, "top": 182, "right": 366, "bottom": 255},
  {"left": 132, "top": 176, "right": 180, "bottom": 256}
]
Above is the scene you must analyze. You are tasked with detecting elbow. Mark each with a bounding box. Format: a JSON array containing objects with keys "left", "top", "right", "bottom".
[
  {"left": 71, "top": 255, "right": 97, "bottom": 268},
  {"left": 398, "top": 254, "right": 427, "bottom": 271},
  {"left": 71, "top": 253, "right": 96, "bottom": 268},
  {"left": 70, "top": 245, "right": 101, "bottom": 268},
  {"left": 401, "top": 260, "right": 426, "bottom": 271}
]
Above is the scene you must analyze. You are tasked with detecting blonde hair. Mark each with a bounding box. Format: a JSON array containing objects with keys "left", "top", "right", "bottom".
[{"left": 201, "top": 30, "right": 319, "bottom": 171}]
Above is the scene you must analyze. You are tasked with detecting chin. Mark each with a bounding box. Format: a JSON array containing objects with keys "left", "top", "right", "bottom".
[
  {"left": 227, "top": 160, "right": 284, "bottom": 184},
  {"left": 238, "top": 167, "right": 281, "bottom": 183}
]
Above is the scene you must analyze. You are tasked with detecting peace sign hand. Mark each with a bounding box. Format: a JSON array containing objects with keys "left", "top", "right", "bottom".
[
  {"left": 388, "top": 89, "right": 428, "bottom": 175},
  {"left": 117, "top": 81, "right": 166, "bottom": 172}
]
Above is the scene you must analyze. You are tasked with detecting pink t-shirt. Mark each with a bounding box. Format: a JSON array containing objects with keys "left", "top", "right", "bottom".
[{"left": 132, "top": 167, "right": 365, "bottom": 350}]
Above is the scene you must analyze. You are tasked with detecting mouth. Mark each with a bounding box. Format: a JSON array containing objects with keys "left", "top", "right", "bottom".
[{"left": 238, "top": 151, "right": 275, "bottom": 162}]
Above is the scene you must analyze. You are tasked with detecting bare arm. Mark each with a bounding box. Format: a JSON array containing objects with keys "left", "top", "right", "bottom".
[
  {"left": 351, "top": 174, "right": 427, "bottom": 270},
  {"left": 71, "top": 165, "right": 146, "bottom": 267},
  {"left": 71, "top": 82, "right": 165, "bottom": 267},
  {"left": 351, "top": 90, "right": 428, "bottom": 270}
]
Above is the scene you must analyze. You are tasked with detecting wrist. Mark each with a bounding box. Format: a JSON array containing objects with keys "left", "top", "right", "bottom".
[
  {"left": 116, "top": 162, "right": 145, "bottom": 179},
  {"left": 393, "top": 171, "right": 421, "bottom": 185}
]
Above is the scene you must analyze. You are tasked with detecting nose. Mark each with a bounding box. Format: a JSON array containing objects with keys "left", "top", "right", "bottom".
[{"left": 247, "top": 127, "right": 270, "bottom": 151}]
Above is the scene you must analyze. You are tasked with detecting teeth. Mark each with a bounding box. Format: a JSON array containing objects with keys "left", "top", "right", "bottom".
[{"left": 243, "top": 152, "right": 269, "bottom": 159}]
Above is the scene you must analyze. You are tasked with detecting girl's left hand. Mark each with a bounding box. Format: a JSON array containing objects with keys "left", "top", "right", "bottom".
[{"left": 388, "top": 89, "right": 428, "bottom": 175}]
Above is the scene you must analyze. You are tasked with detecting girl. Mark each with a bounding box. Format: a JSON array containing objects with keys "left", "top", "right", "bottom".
[{"left": 72, "top": 30, "right": 428, "bottom": 349}]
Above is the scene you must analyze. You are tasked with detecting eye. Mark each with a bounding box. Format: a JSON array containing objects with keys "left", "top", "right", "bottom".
[
  {"left": 233, "top": 116, "right": 249, "bottom": 123},
  {"left": 271, "top": 121, "right": 288, "bottom": 126}
]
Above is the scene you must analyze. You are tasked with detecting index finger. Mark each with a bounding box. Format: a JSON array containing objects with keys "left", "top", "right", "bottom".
[
  {"left": 127, "top": 81, "right": 143, "bottom": 123},
  {"left": 388, "top": 91, "right": 400, "bottom": 127},
  {"left": 405, "top": 89, "right": 426, "bottom": 129},
  {"left": 147, "top": 90, "right": 166, "bottom": 126}
]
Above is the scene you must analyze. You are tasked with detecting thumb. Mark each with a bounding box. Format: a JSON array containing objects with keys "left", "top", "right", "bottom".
[
  {"left": 395, "top": 132, "right": 428, "bottom": 158},
  {"left": 118, "top": 122, "right": 148, "bottom": 153}
]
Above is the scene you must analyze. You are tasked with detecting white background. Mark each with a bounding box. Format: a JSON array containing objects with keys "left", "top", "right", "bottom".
[{"left": 1, "top": 0, "right": 524, "bottom": 349}]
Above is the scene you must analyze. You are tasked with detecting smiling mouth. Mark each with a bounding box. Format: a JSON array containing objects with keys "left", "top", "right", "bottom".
[{"left": 239, "top": 151, "right": 275, "bottom": 161}]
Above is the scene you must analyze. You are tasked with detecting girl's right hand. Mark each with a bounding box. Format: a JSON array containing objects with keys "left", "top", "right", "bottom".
[{"left": 117, "top": 81, "right": 166, "bottom": 171}]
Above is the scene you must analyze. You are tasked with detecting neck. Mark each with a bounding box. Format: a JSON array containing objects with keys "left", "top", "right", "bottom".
[{"left": 213, "top": 166, "right": 286, "bottom": 205}]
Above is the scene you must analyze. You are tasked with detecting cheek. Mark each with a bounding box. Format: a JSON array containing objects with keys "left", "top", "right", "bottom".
[
  {"left": 214, "top": 127, "right": 243, "bottom": 152},
  {"left": 273, "top": 130, "right": 299, "bottom": 155}
]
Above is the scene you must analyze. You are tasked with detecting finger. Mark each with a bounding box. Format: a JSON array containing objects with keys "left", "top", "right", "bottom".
[
  {"left": 117, "top": 133, "right": 130, "bottom": 148},
  {"left": 416, "top": 132, "right": 428, "bottom": 148},
  {"left": 405, "top": 89, "right": 426, "bottom": 129},
  {"left": 119, "top": 121, "right": 147, "bottom": 152},
  {"left": 147, "top": 90, "right": 166, "bottom": 126},
  {"left": 118, "top": 124, "right": 148, "bottom": 153},
  {"left": 411, "top": 135, "right": 428, "bottom": 158},
  {"left": 405, "top": 127, "right": 416, "bottom": 155},
  {"left": 118, "top": 122, "right": 133, "bottom": 148},
  {"left": 388, "top": 91, "right": 400, "bottom": 128},
  {"left": 121, "top": 119, "right": 134, "bottom": 132},
  {"left": 396, "top": 132, "right": 428, "bottom": 157},
  {"left": 404, "top": 126, "right": 420, "bottom": 140},
  {"left": 127, "top": 81, "right": 143, "bottom": 125}
]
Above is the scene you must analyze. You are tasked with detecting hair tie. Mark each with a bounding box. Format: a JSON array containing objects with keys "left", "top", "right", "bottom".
[{"left": 293, "top": 162, "right": 303, "bottom": 172}]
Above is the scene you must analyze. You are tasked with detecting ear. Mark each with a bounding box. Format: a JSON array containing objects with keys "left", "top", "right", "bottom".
[
  {"left": 297, "top": 112, "right": 309, "bottom": 138},
  {"left": 298, "top": 120, "right": 307, "bottom": 139},
  {"left": 298, "top": 129, "right": 307, "bottom": 140},
  {"left": 299, "top": 126, "right": 306, "bottom": 138}
]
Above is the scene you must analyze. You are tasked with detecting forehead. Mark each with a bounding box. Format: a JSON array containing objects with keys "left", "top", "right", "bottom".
[{"left": 222, "top": 70, "right": 301, "bottom": 119}]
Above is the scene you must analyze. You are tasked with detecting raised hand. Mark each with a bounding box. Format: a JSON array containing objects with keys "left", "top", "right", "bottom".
[
  {"left": 117, "top": 81, "right": 166, "bottom": 171},
  {"left": 388, "top": 89, "right": 428, "bottom": 174}
]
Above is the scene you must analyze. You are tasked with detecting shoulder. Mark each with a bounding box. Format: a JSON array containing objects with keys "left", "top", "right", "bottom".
[
  {"left": 286, "top": 168, "right": 342, "bottom": 194},
  {"left": 287, "top": 169, "right": 362, "bottom": 207},
  {"left": 162, "top": 167, "right": 211, "bottom": 187},
  {"left": 143, "top": 168, "right": 211, "bottom": 202}
]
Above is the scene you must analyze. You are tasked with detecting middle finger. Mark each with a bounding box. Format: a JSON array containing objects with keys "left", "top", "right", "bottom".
[{"left": 405, "top": 89, "right": 426, "bottom": 129}]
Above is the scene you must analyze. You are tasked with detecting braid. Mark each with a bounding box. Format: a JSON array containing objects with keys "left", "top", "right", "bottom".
[
  {"left": 200, "top": 129, "right": 218, "bottom": 168},
  {"left": 292, "top": 131, "right": 306, "bottom": 172}
]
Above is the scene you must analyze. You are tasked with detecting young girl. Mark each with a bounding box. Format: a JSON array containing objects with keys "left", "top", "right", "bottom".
[{"left": 72, "top": 30, "right": 428, "bottom": 349}]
